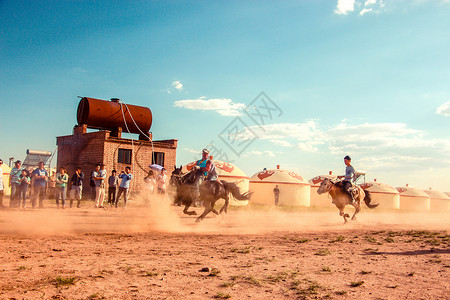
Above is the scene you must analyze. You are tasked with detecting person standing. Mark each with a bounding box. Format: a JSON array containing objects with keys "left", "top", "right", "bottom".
[
  {"left": 18, "top": 169, "right": 31, "bottom": 209},
  {"left": 116, "top": 167, "right": 132, "bottom": 208},
  {"left": 9, "top": 160, "right": 23, "bottom": 207},
  {"left": 92, "top": 164, "right": 107, "bottom": 208},
  {"left": 31, "top": 162, "right": 48, "bottom": 208},
  {"left": 273, "top": 185, "right": 280, "bottom": 206},
  {"left": 0, "top": 159, "right": 5, "bottom": 208},
  {"left": 107, "top": 170, "right": 119, "bottom": 206},
  {"left": 69, "top": 167, "right": 84, "bottom": 208},
  {"left": 143, "top": 170, "right": 155, "bottom": 204},
  {"left": 48, "top": 171, "right": 56, "bottom": 199},
  {"left": 156, "top": 168, "right": 167, "bottom": 194},
  {"left": 55, "top": 167, "right": 69, "bottom": 209}
]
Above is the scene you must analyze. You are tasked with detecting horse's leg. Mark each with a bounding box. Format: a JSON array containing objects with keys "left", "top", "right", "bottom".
[
  {"left": 219, "top": 195, "right": 229, "bottom": 214},
  {"left": 351, "top": 201, "right": 361, "bottom": 221},
  {"left": 196, "top": 200, "right": 213, "bottom": 222},
  {"left": 336, "top": 204, "right": 348, "bottom": 224},
  {"left": 183, "top": 202, "right": 197, "bottom": 216}
]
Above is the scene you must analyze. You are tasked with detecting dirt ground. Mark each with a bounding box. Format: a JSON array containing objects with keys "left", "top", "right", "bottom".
[{"left": 0, "top": 197, "right": 448, "bottom": 300}]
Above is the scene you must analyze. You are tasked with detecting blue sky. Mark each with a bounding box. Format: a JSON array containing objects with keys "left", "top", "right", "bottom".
[{"left": 1, "top": 0, "right": 449, "bottom": 191}]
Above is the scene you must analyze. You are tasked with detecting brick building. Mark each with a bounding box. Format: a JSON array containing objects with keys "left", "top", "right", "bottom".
[{"left": 56, "top": 97, "right": 177, "bottom": 193}]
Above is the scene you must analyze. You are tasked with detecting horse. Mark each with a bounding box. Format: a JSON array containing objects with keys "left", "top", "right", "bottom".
[
  {"left": 317, "top": 178, "right": 378, "bottom": 223},
  {"left": 170, "top": 166, "right": 251, "bottom": 222}
]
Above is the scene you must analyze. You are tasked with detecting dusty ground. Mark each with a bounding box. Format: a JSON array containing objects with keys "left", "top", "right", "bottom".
[{"left": 0, "top": 197, "right": 448, "bottom": 299}]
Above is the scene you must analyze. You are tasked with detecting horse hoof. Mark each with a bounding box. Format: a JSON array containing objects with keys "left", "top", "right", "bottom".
[
  {"left": 344, "top": 213, "right": 350, "bottom": 218},
  {"left": 195, "top": 218, "right": 202, "bottom": 223}
]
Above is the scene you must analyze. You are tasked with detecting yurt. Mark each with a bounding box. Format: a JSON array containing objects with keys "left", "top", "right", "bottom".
[
  {"left": 424, "top": 189, "right": 450, "bottom": 211},
  {"left": 183, "top": 159, "right": 249, "bottom": 206},
  {"left": 1, "top": 163, "right": 11, "bottom": 196},
  {"left": 249, "top": 166, "right": 310, "bottom": 207},
  {"left": 308, "top": 172, "right": 337, "bottom": 208},
  {"left": 360, "top": 179, "right": 400, "bottom": 210},
  {"left": 396, "top": 185, "right": 430, "bottom": 211}
]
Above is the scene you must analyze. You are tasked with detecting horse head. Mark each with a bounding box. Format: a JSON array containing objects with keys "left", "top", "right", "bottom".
[{"left": 317, "top": 178, "right": 334, "bottom": 194}]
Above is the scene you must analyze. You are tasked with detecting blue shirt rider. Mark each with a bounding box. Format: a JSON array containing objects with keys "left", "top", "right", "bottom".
[
  {"left": 194, "top": 149, "right": 218, "bottom": 181},
  {"left": 338, "top": 155, "right": 357, "bottom": 205}
]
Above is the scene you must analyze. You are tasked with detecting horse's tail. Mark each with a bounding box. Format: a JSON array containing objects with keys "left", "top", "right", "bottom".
[
  {"left": 363, "top": 190, "right": 378, "bottom": 209},
  {"left": 222, "top": 181, "right": 252, "bottom": 201}
]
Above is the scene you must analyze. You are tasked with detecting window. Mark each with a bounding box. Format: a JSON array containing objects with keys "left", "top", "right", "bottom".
[
  {"left": 118, "top": 148, "right": 132, "bottom": 164},
  {"left": 152, "top": 152, "right": 165, "bottom": 166}
]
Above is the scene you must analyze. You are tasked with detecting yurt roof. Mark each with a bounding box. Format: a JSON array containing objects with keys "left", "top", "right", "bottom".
[
  {"left": 183, "top": 160, "right": 248, "bottom": 178},
  {"left": 308, "top": 175, "right": 337, "bottom": 187},
  {"left": 360, "top": 182, "right": 399, "bottom": 194},
  {"left": 250, "top": 169, "right": 309, "bottom": 185},
  {"left": 396, "top": 186, "right": 429, "bottom": 198},
  {"left": 424, "top": 190, "right": 450, "bottom": 200}
]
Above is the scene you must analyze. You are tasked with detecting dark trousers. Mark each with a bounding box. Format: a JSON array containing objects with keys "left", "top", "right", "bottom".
[
  {"left": 116, "top": 187, "right": 128, "bottom": 207},
  {"left": 342, "top": 180, "right": 354, "bottom": 199},
  {"left": 19, "top": 186, "right": 28, "bottom": 208},
  {"left": 0, "top": 190, "right": 3, "bottom": 206},
  {"left": 108, "top": 187, "right": 117, "bottom": 204},
  {"left": 10, "top": 183, "right": 20, "bottom": 207}
]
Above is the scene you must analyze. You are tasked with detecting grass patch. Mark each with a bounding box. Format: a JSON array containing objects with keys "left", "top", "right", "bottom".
[
  {"left": 360, "top": 270, "right": 372, "bottom": 275},
  {"left": 18, "top": 266, "right": 28, "bottom": 270},
  {"left": 350, "top": 280, "right": 364, "bottom": 287},
  {"left": 214, "top": 292, "right": 231, "bottom": 299},
  {"left": 335, "top": 290, "right": 347, "bottom": 295},
  {"left": 143, "top": 271, "right": 159, "bottom": 277},
  {"left": 296, "top": 238, "right": 310, "bottom": 244},
  {"left": 209, "top": 268, "right": 221, "bottom": 277},
  {"left": 243, "top": 276, "right": 262, "bottom": 286},
  {"left": 425, "top": 239, "right": 441, "bottom": 246},
  {"left": 88, "top": 293, "right": 105, "bottom": 299},
  {"left": 231, "top": 247, "right": 251, "bottom": 254},
  {"left": 384, "top": 237, "right": 395, "bottom": 243},
  {"left": 315, "top": 249, "right": 331, "bottom": 256},
  {"left": 321, "top": 267, "right": 332, "bottom": 272},
  {"left": 407, "top": 272, "right": 415, "bottom": 277},
  {"left": 292, "top": 279, "right": 323, "bottom": 297},
  {"left": 330, "top": 236, "right": 345, "bottom": 243},
  {"left": 54, "top": 276, "right": 76, "bottom": 287}
]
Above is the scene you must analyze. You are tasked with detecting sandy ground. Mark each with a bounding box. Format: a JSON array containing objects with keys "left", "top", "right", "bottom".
[{"left": 0, "top": 197, "right": 448, "bottom": 300}]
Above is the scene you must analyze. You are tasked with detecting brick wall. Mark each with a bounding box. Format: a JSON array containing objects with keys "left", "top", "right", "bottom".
[{"left": 56, "top": 129, "right": 177, "bottom": 194}]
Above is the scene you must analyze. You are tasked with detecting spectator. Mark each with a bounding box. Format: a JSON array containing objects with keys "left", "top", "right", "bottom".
[
  {"left": 273, "top": 185, "right": 280, "bottom": 206},
  {"left": 9, "top": 160, "right": 23, "bottom": 207},
  {"left": 48, "top": 171, "right": 56, "bottom": 199},
  {"left": 107, "top": 170, "right": 119, "bottom": 206},
  {"left": 143, "top": 170, "right": 155, "bottom": 204},
  {"left": 0, "top": 159, "right": 5, "bottom": 208},
  {"left": 92, "top": 164, "right": 107, "bottom": 208},
  {"left": 31, "top": 162, "right": 48, "bottom": 208},
  {"left": 156, "top": 168, "right": 167, "bottom": 194},
  {"left": 18, "top": 169, "right": 31, "bottom": 209},
  {"left": 55, "top": 167, "right": 69, "bottom": 209},
  {"left": 69, "top": 167, "right": 84, "bottom": 208},
  {"left": 116, "top": 167, "right": 132, "bottom": 208}
]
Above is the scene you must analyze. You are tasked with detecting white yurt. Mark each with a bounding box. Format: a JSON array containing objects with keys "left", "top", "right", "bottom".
[
  {"left": 396, "top": 185, "right": 430, "bottom": 211},
  {"left": 424, "top": 189, "right": 450, "bottom": 211},
  {"left": 249, "top": 166, "right": 310, "bottom": 207},
  {"left": 360, "top": 179, "right": 400, "bottom": 210},
  {"left": 0, "top": 163, "right": 11, "bottom": 196},
  {"left": 308, "top": 172, "right": 337, "bottom": 208},
  {"left": 183, "top": 159, "right": 249, "bottom": 206}
]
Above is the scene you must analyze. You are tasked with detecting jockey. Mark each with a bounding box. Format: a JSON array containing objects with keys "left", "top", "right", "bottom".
[
  {"left": 338, "top": 155, "right": 357, "bottom": 205},
  {"left": 193, "top": 149, "right": 218, "bottom": 181}
]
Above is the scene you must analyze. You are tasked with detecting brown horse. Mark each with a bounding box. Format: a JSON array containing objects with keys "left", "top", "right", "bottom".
[
  {"left": 317, "top": 178, "right": 378, "bottom": 223},
  {"left": 170, "top": 167, "right": 251, "bottom": 222}
]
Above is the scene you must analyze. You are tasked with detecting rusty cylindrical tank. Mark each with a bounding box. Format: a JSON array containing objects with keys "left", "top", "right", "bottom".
[{"left": 77, "top": 97, "right": 152, "bottom": 135}]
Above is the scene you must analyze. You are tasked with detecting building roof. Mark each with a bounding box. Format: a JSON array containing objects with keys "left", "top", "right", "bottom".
[
  {"left": 308, "top": 175, "right": 337, "bottom": 187},
  {"left": 360, "top": 182, "right": 399, "bottom": 194},
  {"left": 250, "top": 169, "right": 309, "bottom": 184},
  {"left": 396, "top": 186, "right": 429, "bottom": 197},
  {"left": 424, "top": 189, "right": 450, "bottom": 200}
]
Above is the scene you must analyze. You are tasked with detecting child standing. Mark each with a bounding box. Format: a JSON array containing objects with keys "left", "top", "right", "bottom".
[
  {"left": 55, "top": 167, "right": 69, "bottom": 209},
  {"left": 18, "top": 169, "right": 30, "bottom": 209},
  {"left": 108, "top": 170, "right": 119, "bottom": 206}
]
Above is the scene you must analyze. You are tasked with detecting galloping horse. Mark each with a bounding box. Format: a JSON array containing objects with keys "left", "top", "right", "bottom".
[
  {"left": 317, "top": 178, "right": 378, "bottom": 223},
  {"left": 170, "top": 166, "right": 251, "bottom": 222}
]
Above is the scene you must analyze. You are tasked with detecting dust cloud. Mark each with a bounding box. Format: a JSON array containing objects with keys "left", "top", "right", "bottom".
[{"left": 0, "top": 193, "right": 448, "bottom": 236}]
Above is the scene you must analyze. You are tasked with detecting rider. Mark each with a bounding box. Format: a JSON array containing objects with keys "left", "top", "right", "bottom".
[
  {"left": 192, "top": 149, "right": 218, "bottom": 205},
  {"left": 338, "top": 155, "right": 357, "bottom": 205}
]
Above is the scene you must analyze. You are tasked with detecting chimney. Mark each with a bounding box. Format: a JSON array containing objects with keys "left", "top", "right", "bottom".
[
  {"left": 406, "top": 183, "right": 409, "bottom": 187},
  {"left": 329, "top": 171, "right": 332, "bottom": 175},
  {"left": 276, "top": 165, "right": 280, "bottom": 169},
  {"left": 374, "top": 178, "right": 377, "bottom": 182},
  {"left": 210, "top": 156, "right": 213, "bottom": 160}
]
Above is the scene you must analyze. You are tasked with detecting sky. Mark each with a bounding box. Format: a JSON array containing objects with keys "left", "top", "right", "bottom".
[{"left": 1, "top": 0, "right": 449, "bottom": 191}]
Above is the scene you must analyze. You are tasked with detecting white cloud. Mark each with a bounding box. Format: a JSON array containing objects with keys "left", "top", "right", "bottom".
[
  {"left": 365, "top": 0, "right": 376, "bottom": 6},
  {"left": 174, "top": 97, "right": 246, "bottom": 116},
  {"left": 242, "top": 150, "right": 275, "bottom": 158},
  {"left": 436, "top": 101, "right": 450, "bottom": 116},
  {"left": 360, "top": 7, "right": 373, "bottom": 15},
  {"left": 171, "top": 80, "right": 183, "bottom": 91},
  {"left": 335, "top": 0, "right": 355, "bottom": 15}
]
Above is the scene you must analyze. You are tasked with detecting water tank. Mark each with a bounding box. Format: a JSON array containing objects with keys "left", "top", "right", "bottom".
[{"left": 77, "top": 97, "right": 152, "bottom": 135}]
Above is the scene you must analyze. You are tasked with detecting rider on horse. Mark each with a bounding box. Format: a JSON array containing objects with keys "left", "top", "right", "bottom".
[
  {"left": 191, "top": 149, "right": 218, "bottom": 205},
  {"left": 338, "top": 155, "right": 357, "bottom": 205}
]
